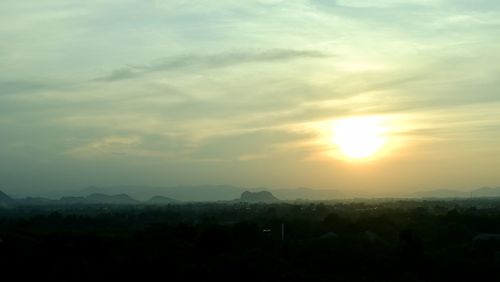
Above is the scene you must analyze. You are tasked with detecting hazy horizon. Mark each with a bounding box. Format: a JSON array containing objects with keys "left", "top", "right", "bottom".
[
  {"left": 2, "top": 1, "right": 500, "bottom": 197},
  {"left": 4, "top": 183, "right": 500, "bottom": 202}
]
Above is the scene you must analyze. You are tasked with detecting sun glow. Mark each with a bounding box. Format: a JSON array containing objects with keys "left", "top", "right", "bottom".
[{"left": 332, "top": 116, "right": 387, "bottom": 160}]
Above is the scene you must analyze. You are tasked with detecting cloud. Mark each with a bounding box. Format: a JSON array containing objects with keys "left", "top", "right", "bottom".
[
  {"left": 98, "top": 68, "right": 140, "bottom": 82},
  {"left": 65, "top": 136, "right": 142, "bottom": 159},
  {"left": 94, "top": 49, "right": 330, "bottom": 82},
  {"left": 0, "top": 80, "right": 59, "bottom": 96},
  {"left": 2, "top": 0, "right": 500, "bottom": 191},
  {"left": 63, "top": 131, "right": 201, "bottom": 161},
  {"left": 327, "top": 0, "right": 439, "bottom": 8},
  {"left": 190, "top": 129, "right": 315, "bottom": 161}
]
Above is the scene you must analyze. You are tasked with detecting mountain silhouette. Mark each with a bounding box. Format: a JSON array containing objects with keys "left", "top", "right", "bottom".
[
  {"left": 17, "top": 197, "right": 56, "bottom": 206},
  {"left": 272, "top": 187, "right": 342, "bottom": 200},
  {"left": 410, "top": 189, "right": 469, "bottom": 198},
  {"left": 471, "top": 187, "right": 500, "bottom": 197},
  {"left": 85, "top": 193, "right": 140, "bottom": 204},
  {"left": 239, "top": 191, "right": 279, "bottom": 203},
  {"left": 69, "top": 185, "right": 343, "bottom": 201},
  {"left": 147, "top": 196, "right": 178, "bottom": 205},
  {"left": 0, "top": 190, "right": 16, "bottom": 208},
  {"left": 59, "top": 193, "right": 140, "bottom": 205}
]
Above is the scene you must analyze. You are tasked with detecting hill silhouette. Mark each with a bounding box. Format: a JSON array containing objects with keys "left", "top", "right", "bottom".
[
  {"left": 472, "top": 187, "right": 500, "bottom": 197},
  {"left": 147, "top": 196, "right": 178, "bottom": 205},
  {"left": 65, "top": 185, "right": 343, "bottom": 201},
  {"left": 239, "top": 190, "right": 279, "bottom": 203},
  {"left": 0, "top": 190, "right": 16, "bottom": 208}
]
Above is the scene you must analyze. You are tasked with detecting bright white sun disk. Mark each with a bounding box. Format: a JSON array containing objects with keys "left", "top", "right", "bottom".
[{"left": 332, "top": 117, "right": 386, "bottom": 159}]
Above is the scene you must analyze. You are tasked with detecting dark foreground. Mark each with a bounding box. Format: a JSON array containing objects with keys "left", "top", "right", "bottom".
[{"left": 2, "top": 199, "right": 500, "bottom": 281}]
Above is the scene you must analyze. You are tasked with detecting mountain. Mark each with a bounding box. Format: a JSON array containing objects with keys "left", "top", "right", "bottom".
[
  {"left": 471, "top": 187, "right": 500, "bottom": 197},
  {"left": 59, "top": 196, "right": 86, "bottom": 204},
  {"left": 59, "top": 194, "right": 140, "bottom": 205},
  {"left": 409, "top": 187, "right": 500, "bottom": 198},
  {"left": 0, "top": 190, "right": 16, "bottom": 208},
  {"left": 410, "top": 189, "right": 469, "bottom": 198},
  {"left": 239, "top": 191, "right": 279, "bottom": 203},
  {"left": 69, "top": 185, "right": 344, "bottom": 202},
  {"left": 85, "top": 193, "right": 140, "bottom": 205},
  {"left": 76, "top": 185, "right": 247, "bottom": 201},
  {"left": 147, "top": 196, "right": 178, "bottom": 205},
  {"left": 17, "top": 197, "right": 57, "bottom": 206},
  {"left": 272, "top": 187, "right": 343, "bottom": 200},
  {"left": 17, "top": 185, "right": 500, "bottom": 203}
]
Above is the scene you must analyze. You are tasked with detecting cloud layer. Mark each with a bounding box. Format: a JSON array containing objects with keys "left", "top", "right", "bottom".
[{"left": 1, "top": 0, "right": 500, "bottom": 195}]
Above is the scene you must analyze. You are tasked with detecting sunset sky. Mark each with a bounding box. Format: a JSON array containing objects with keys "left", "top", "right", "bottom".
[{"left": 1, "top": 0, "right": 500, "bottom": 196}]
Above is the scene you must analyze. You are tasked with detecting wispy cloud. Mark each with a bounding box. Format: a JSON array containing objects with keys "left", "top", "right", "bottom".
[
  {"left": 94, "top": 49, "right": 330, "bottom": 82},
  {"left": 1, "top": 0, "right": 500, "bottom": 191}
]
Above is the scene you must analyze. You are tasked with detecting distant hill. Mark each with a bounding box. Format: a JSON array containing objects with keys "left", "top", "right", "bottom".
[
  {"left": 147, "top": 196, "right": 178, "bottom": 205},
  {"left": 59, "top": 196, "right": 86, "bottom": 204},
  {"left": 239, "top": 191, "right": 279, "bottom": 203},
  {"left": 66, "top": 185, "right": 343, "bottom": 202},
  {"left": 410, "top": 189, "right": 469, "bottom": 198},
  {"left": 409, "top": 187, "right": 500, "bottom": 199},
  {"left": 85, "top": 193, "right": 140, "bottom": 205},
  {"left": 6, "top": 185, "right": 500, "bottom": 205},
  {"left": 0, "top": 190, "right": 16, "bottom": 208},
  {"left": 272, "top": 187, "right": 342, "bottom": 200},
  {"left": 59, "top": 193, "right": 140, "bottom": 205},
  {"left": 471, "top": 187, "right": 500, "bottom": 198},
  {"left": 76, "top": 185, "right": 246, "bottom": 201},
  {"left": 17, "top": 197, "right": 57, "bottom": 206}
]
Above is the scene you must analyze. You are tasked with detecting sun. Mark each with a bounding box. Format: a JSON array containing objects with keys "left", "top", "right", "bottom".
[{"left": 332, "top": 116, "right": 387, "bottom": 160}]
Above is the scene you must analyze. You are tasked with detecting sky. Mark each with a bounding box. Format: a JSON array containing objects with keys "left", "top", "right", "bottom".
[{"left": 1, "top": 0, "right": 500, "bottom": 196}]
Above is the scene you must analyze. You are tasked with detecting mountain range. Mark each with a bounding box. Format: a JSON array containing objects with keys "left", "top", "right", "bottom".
[
  {"left": 2, "top": 185, "right": 500, "bottom": 207},
  {"left": 0, "top": 190, "right": 17, "bottom": 208},
  {"left": 0, "top": 190, "right": 282, "bottom": 207},
  {"left": 27, "top": 185, "right": 343, "bottom": 202},
  {"left": 409, "top": 187, "right": 500, "bottom": 198},
  {"left": 238, "top": 191, "right": 279, "bottom": 203},
  {"left": 0, "top": 191, "right": 177, "bottom": 208}
]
